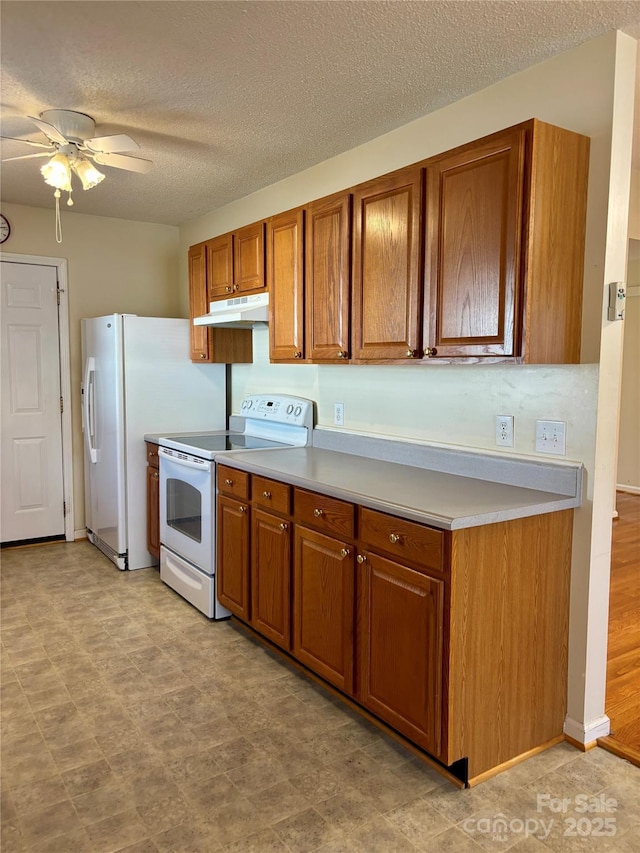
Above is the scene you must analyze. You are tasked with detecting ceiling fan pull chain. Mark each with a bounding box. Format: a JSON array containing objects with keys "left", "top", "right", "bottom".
[{"left": 54, "top": 190, "right": 63, "bottom": 244}]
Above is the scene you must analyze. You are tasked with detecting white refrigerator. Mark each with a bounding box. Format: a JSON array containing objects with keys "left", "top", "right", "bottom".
[{"left": 81, "top": 314, "right": 227, "bottom": 570}]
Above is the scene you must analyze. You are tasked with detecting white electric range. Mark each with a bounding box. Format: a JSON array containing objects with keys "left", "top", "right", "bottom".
[{"left": 155, "top": 394, "right": 314, "bottom": 618}]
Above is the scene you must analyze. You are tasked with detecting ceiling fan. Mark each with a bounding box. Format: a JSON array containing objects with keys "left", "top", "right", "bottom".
[{"left": 1, "top": 109, "right": 153, "bottom": 241}]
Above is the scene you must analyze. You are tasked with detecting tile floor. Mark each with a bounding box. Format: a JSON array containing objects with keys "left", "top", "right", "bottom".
[{"left": 1, "top": 541, "right": 638, "bottom": 853}]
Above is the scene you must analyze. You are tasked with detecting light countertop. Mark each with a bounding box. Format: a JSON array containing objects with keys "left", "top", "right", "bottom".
[{"left": 217, "top": 446, "right": 581, "bottom": 530}]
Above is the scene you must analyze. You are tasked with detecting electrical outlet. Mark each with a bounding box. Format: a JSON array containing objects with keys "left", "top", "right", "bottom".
[
  {"left": 535, "top": 420, "right": 566, "bottom": 455},
  {"left": 495, "top": 415, "right": 514, "bottom": 447},
  {"left": 334, "top": 402, "right": 344, "bottom": 426}
]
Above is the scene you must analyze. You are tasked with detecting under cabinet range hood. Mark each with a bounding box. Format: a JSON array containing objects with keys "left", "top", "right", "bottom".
[{"left": 193, "top": 292, "right": 269, "bottom": 327}]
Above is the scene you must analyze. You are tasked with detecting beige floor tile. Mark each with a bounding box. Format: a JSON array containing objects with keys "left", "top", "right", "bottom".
[{"left": 2, "top": 541, "right": 638, "bottom": 853}]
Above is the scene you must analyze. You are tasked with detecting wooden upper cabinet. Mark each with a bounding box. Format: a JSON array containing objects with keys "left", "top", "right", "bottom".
[
  {"left": 424, "top": 120, "right": 589, "bottom": 363},
  {"left": 424, "top": 127, "right": 526, "bottom": 359},
  {"left": 234, "top": 221, "right": 266, "bottom": 294},
  {"left": 188, "top": 241, "right": 253, "bottom": 364},
  {"left": 206, "top": 233, "right": 234, "bottom": 300},
  {"left": 267, "top": 209, "right": 305, "bottom": 361},
  {"left": 352, "top": 166, "right": 424, "bottom": 361},
  {"left": 306, "top": 192, "right": 352, "bottom": 361},
  {"left": 206, "top": 222, "right": 265, "bottom": 301},
  {"left": 188, "top": 242, "right": 212, "bottom": 361}
]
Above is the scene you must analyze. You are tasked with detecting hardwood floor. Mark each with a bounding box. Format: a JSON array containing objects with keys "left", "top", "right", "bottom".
[{"left": 601, "top": 490, "right": 640, "bottom": 764}]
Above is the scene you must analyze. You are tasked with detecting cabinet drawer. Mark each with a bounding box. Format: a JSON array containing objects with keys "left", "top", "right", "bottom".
[
  {"left": 295, "top": 489, "right": 354, "bottom": 539},
  {"left": 253, "top": 476, "right": 291, "bottom": 515},
  {"left": 217, "top": 465, "right": 250, "bottom": 500},
  {"left": 146, "top": 442, "right": 160, "bottom": 469},
  {"left": 359, "top": 507, "right": 444, "bottom": 574}
]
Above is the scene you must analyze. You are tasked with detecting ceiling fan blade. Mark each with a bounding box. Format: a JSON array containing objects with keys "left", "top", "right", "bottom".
[
  {"left": 2, "top": 152, "right": 52, "bottom": 162},
  {"left": 27, "top": 115, "right": 68, "bottom": 145},
  {"left": 92, "top": 152, "right": 153, "bottom": 173},
  {"left": 0, "top": 136, "right": 54, "bottom": 150},
  {"left": 83, "top": 134, "right": 140, "bottom": 154}
]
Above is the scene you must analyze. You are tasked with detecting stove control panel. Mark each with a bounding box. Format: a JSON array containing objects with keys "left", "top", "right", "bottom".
[{"left": 240, "top": 394, "right": 314, "bottom": 428}]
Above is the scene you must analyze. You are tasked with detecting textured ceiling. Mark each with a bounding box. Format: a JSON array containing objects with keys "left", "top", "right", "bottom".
[{"left": 1, "top": 1, "right": 639, "bottom": 226}]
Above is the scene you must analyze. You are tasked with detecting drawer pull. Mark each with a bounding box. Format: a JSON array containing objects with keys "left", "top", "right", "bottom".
[
  {"left": 262, "top": 491, "right": 272, "bottom": 499},
  {"left": 389, "top": 533, "right": 401, "bottom": 544},
  {"left": 225, "top": 478, "right": 233, "bottom": 486},
  {"left": 279, "top": 522, "right": 288, "bottom": 531},
  {"left": 239, "top": 505, "right": 247, "bottom": 514},
  {"left": 356, "top": 554, "right": 366, "bottom": 564},
  {"left": 340, "top": 548, "right": 350, "bottom": 558},
  {"left": 313, "top": 508, "right": 324, "bottom": 518}
]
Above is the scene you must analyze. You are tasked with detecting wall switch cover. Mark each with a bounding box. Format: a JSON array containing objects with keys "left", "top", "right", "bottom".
[
  {"left": 535, "top": 420, "right": 566, "bottom": 455},
  {"left": 334, "top": 403, "right": 344, "bottom": 426},
  {"left": 495, "top": 415, "right": 514, "bottom": 447}
]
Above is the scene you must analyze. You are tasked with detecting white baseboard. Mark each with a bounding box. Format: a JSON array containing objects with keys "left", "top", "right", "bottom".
[
  {"left": 564, "top": 714, "right": 610, "bottom": 744},
  {"left": 616, "top": 483, "right": 640, "bottom": 495},
  {"left": 75, "top": 529, "right": 88, "bottom": 541}
]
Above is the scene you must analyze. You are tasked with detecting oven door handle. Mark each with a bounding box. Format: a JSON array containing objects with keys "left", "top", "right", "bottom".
[{"left": 158, "top": 447, "right": 212, "bottom": 472}]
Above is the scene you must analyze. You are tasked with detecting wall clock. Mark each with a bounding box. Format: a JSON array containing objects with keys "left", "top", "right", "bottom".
[{"left": 0, "top": 214, "right": 10, "bottom": 244}]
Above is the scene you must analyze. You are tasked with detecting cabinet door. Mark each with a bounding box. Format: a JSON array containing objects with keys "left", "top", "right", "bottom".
[
  {"left": 305, "top": 192, "right": 351, "bottom": 361},
  {"left": 352, "top": 166, "right": 423, "bottom": 361},
  {"left": 188, "top": 242, "right": 212, "bottom": 362},
  {"left": 217, "top": 495, "right": 250, "bottom": 620},
  {"left": 358, "top": 551, "right": 444, "bottom": 757},
  {"left": 293, "top": 526, "right": 355, "bottom": 694},
  {"left": 206, "top": 233, "right": 234, "bottom": 300},
  {"left": 251, "top": 509, "right": 291, "bottom": 649},
  {"left": 424, "top": 128, "right": 526, "bottom": 358},
  {"left": 267, "top": 209, "right": 305, "bottom": 361},
  {"left": 146, "top": 459, "right": 160, "bottom": 561},
  {"left": 234, "top": 222, "right": 265, "bottom": 294}
]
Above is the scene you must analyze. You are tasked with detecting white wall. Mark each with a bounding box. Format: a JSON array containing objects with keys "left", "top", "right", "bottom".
[
  {"left": 0, "top": 203, "right": 181, "bottom": 533},
  {"left": 179, "top": 32, "right": 637, "bottom": 741}
]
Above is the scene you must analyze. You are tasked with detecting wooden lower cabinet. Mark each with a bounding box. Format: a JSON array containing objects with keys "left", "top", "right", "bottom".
[
  {"left": 251, "top": 509, "right": 291, "bottom": 649},
  {"left": 358, "top": 551, "right": 444, "bottom": 759},
  {"left": 145, "top": 442, "right": 160, "bottom": 562},
  {"left": 293, "top": 526, "right": 355, "bottom": 694},
  {"left": 215, "top": 466, "right": 573, "bottom": 785},
  {"left": 217, "top": 494, "right": 251, "bottom": 620}
]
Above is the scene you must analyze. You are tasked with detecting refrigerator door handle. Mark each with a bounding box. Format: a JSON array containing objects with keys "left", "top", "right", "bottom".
[{"left": 83, "top": 357, "right": 98, "bottom": 464}]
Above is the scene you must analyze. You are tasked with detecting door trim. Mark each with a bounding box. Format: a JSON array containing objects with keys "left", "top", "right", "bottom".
[{"left": 1, "top": 252, "right": 74, "bottom": 542}]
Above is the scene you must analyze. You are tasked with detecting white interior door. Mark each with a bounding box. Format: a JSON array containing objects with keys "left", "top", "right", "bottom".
[{"left": 1, "top": 260, "right": 65, "bottom": 543}]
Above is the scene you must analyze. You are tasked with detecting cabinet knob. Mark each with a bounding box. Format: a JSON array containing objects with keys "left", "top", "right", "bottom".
[
  {"left": 153, "top": 471, "right": 159, "bottom": 480},
  {"left": 340, "top": 548, "right": 350, "bottom": 558},
  {"left": 279, "top": 522, "right": 288, "bottom": 531},
  {"left": 425, "top": 347, "right": 438, "bottom": 357},
  {"left": 337, "top": 350, "right": 348, "bottom": 359},
  {"left": 239, "top": 505, "right": 247, "bottom": 513},
  {"left": 149, "top": 451, "right": 157, "bottom": 457},
  {"left": 389, "top": 533, "right": 401, "bottom": 544},
  {"left": 293, "top": 351, "right": 302, "bottom": 359},
  {"left": 233, "top": 285, "right": 239, "bottom": 292},
  {"left": 199, "top": 353, "right": 206, "bottom": 359},
  {"left": 406, "top": 349, "right": 417, "bottom": 358},
  {"left": 225, "top": 478, "right": 233, "bottom": 486},
  {"left": 313, "top": 508, "right": 324, "bottom": 518},
  {"left": 262, "top": 491, "right": 271, "bottom": 499},
  {"left": 356, "top": 554, "right": 366, "bottom": 564},
  {"left": 225, "top": 285, "right": 232, "bottom": 292}
]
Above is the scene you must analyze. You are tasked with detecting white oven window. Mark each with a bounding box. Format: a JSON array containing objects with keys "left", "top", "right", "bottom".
[{"left": 166, "top": 478, "right": 202, "bottom": 543}]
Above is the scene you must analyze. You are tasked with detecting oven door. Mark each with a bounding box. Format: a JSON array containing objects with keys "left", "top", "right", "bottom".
[{"left": 159, "top": 448, "right": 214, "bottom": 573}]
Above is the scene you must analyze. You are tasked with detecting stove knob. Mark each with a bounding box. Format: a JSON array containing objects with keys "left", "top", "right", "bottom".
[
  {"left": 294, "top": 406, "right": 302, "bottom": 417},
  {"left": 245, "top": 399, "right": 253, "bottom": 409},
  {"left": 287, "top": 404, "right": 294, "bottom": 414}
]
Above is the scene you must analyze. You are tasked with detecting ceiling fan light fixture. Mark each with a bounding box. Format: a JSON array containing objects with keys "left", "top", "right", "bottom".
[
  {"left": 40, "top": 152, "right": 72, "bottom": 191},
  {"left": 72, "top": 158, "right": 105, "bottom": 190}
]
